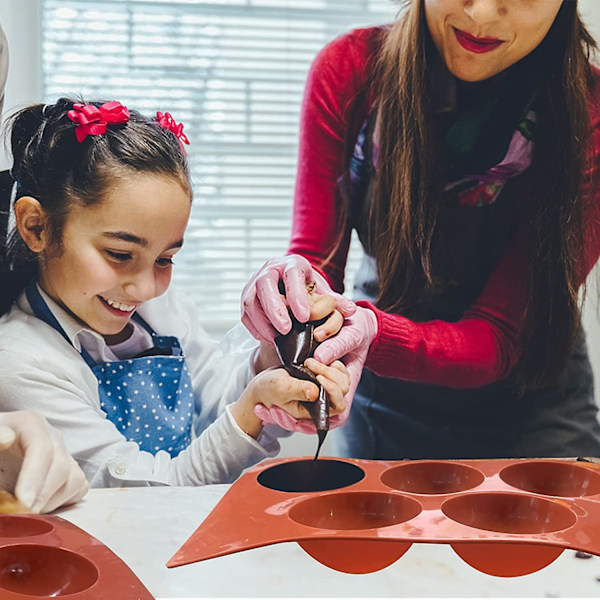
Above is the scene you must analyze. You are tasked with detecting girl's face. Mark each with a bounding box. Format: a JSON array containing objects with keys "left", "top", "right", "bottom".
[
  {"left": 38, "top": 174, "right": 191, "bottom": 341},
  {"left": 424, "top": 0, "right": 564, "bottom": 82}
]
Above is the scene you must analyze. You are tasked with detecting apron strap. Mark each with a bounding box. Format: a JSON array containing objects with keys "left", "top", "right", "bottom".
[
  {"left": 131, "top": 312, "right": 156, "bottom": 335},
  {"left": 25, "top": 280, "right": 97, "bottom": 368}
]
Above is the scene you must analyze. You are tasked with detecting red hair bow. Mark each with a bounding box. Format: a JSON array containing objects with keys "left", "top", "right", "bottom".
[
  {"left": 156, "top": 112, "right": 190, "bottom": 150},
  {"left": 67, "top": 101, "right": 130, "bottom": 143}
]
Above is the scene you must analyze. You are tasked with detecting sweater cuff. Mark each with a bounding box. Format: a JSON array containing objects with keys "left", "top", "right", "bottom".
[{"left": 355, "top": 300, "right": 415, "bottom": 377}]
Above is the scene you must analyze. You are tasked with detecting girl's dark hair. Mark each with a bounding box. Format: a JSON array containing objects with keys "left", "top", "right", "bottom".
[
  {"left": 0, "top": 98, "right": 191, "bottom": 314},
  {"left": 333, "top": 0, "right": 597, "bottom": 391}
]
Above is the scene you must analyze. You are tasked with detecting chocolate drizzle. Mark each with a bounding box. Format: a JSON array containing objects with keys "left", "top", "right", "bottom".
[{"left": 274, "top": 314, "right": 330, "bottom": 460}]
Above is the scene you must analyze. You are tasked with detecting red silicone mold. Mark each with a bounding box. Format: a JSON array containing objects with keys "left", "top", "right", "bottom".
[
  {"left": 167, "top": 457, "right": 600, "bottom": 578},
  {"left": 0, "top": 514, "right": 154, "bottom": 599}
]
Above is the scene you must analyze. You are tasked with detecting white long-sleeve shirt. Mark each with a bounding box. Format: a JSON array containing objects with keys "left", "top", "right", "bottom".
[{"left": 0, "top": 286, "right": 281, "bottom": 487}]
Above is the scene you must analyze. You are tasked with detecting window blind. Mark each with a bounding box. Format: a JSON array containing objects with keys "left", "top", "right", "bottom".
[{"left": 41, "top": 0, "right": 399, "bottom": 332}]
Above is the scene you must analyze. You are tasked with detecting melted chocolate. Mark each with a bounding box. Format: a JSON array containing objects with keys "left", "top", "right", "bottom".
[
  {"left": 274, "top": 314, "right": 330, "bottom": 459},
  {"left": 257, "top": 459, "right": 364, "bottom": 493}
]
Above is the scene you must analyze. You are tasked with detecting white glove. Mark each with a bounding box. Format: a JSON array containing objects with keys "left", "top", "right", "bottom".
[{"left": 0, "top": 411, "right": 88, "bottom": 513}]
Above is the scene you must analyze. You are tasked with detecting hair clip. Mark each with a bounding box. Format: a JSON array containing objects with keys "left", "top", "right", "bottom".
[
  {"left": 67, "top": 101, "right": 130, "bottom": 143},
  {"left": 156, "top": 112, "right": 190, "bottom": 152}
]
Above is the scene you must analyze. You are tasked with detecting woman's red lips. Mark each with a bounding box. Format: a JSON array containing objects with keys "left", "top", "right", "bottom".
[{"left": 453, "top": 28, "right": 504, "bottom": 53}]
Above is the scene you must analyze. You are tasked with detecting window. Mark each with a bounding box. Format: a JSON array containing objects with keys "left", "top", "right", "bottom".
[{"left": 41, "top": 0, "right": 398, "bottom": 332}]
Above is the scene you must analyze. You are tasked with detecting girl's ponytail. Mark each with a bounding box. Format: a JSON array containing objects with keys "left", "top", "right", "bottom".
[
  {"left": 0, "top": 168, "right": 14, "bottom": 261},
  {"left": 0, "top": 168, "right": 34, "bottom": 316},
  {"left": 0, "top": 105, "right": 46, "bottom": 316}
]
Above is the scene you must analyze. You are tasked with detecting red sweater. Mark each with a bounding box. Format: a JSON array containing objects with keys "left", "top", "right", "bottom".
[{"left": 289, "top": 26, "right": 600, "bottom": 389}]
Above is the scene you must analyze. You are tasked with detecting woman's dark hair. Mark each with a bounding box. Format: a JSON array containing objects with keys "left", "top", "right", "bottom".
[
  {"left": 332, "top": 0, "right": 597, "bottom": 391},
  {"left": 0, "top": 98, "right": 191, "bottom": 314}
]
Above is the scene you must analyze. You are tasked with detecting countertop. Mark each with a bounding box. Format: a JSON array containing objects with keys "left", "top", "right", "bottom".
[{"left": 55, "top": 485, "right": 600, "bottom": 598}]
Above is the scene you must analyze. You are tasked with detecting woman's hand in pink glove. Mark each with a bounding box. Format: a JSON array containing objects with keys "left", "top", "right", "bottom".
[
  {"left": 313, "top": 305, "right": 378, "bottom": 366},
  {"left": 241, "top": 254, "right": 356, "bottom": 342},
  {"left": 312, "top": 305, "right": 378, "bottom": 427}
]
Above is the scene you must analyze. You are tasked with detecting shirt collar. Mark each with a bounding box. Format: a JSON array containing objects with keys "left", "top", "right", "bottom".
[{"left": 20, "top": 283, "right": 111, "bottom": 358}]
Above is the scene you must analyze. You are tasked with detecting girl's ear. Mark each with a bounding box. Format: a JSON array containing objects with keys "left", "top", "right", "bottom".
[{"left": 14, "top": 196, "right": 49, "bottom": 253}]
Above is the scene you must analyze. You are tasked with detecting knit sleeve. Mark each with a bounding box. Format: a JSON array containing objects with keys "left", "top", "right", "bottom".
[
  {"left": 288, "top": 27, "right": 379, "bottom": 292},
  {"left": 358, "top": 227, "right": 528, "bottom": 388}
]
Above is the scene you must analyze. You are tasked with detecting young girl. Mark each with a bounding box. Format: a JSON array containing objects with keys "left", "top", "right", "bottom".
[{"left": 0, "top": 98, "right": 349, "bottom": 487}]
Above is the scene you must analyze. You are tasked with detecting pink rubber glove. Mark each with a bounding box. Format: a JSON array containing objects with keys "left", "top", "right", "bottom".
[
  {"left": 314, "top": 305, "right": 378, "bottom": 426},
  {"left": 241, "top": 254, "right": 356, "bottom": 343},
  {"left": 254, "top": 387, "right": 349, "bottom": 434},
  {"left": 313, "top": 305, "right": 378, "bottom": 368},
  {"left": 255, "top": 306, "right": 378, "bottom": 433},
  {"left": 255, "top": 403, "right": 322, "bottom": 434}
]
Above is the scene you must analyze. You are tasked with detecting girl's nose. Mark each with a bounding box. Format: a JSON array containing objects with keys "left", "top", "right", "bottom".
[
  {"left": 464, "top": 0, "right": 506, "bottom": 25},
  {"left": 124, "top": 270, "right": 157, "bottom": 302}
]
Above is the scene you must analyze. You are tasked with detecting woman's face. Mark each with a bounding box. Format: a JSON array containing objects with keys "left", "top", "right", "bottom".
[{"left": 424, "top": 0, "right": 564, "bottom": 82}]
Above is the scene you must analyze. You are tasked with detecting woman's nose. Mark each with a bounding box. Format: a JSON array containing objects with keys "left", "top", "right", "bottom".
[{"left": 464, "top": 0, "right": 506, "bottom": 25}]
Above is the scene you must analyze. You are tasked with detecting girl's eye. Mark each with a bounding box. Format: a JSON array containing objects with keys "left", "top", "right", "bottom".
[
  {"left": 106, "top": 250, "right": 132, "bottom": 262},
  {"left": 156, "top": 257, "right": 174, "bottom": 268}
]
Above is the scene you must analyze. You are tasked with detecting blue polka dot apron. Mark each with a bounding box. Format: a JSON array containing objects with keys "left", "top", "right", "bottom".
[{"left": 26, "top": 281, "right": 194, "bottom": 457}]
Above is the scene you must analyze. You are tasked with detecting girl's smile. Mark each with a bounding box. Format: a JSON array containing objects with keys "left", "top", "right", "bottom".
[
  {"left": 36, "top": 173, "right": 191, "bottom": 341},
  {"left": 99, "top": 296, "right": 137, "bottom": 316}
]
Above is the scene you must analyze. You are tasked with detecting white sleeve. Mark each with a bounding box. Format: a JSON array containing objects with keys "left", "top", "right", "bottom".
[
  {"left": 0, "top": 346, "right": 279, "bottom": 488},
  {"left": 0, "top": 288, "right": 284, "bottom": 488}
]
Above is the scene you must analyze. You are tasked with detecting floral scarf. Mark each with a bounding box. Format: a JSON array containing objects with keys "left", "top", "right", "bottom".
[{"left": 348, "top": 57, "right": 539, "bottom": 209}]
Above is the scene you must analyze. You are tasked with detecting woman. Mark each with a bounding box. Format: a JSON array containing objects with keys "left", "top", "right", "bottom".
[{"left": 241, "top": 0, "right": 600, "bottom": 459}]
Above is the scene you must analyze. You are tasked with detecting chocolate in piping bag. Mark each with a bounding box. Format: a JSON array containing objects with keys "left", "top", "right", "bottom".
[{"left": 274, "top": 313, "right": 330, "bottom": 460}]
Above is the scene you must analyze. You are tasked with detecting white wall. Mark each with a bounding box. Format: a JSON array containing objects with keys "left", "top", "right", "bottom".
[
  {"left": 0, "top": 0, "right": 39, "bottom": 170},
  {"left": 0, "top": 1, "right": 39, "bottom": 109},
  {"left": 580, "top": 0, "right": 600, "bottom": 37}
]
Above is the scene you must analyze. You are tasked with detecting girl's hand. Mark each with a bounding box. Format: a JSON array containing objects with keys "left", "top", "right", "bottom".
[
  {"left": 302, "top": 358, "right": 349, "bottom": 416},
  {"left": 241, "top": 254, "right": 355, "bottom": 342},
  {"left": 308, "top": 290, "right": 344, "bottom": 343},
  {"left": 230, "top": 360, "right": 350, "bottom": 437},
  {"left": 253, "top": 359, "right": 350, "bottom": 435}
]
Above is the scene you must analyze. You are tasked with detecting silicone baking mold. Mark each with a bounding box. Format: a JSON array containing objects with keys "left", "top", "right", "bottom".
[
  {"left": 0, "top": 514, "right": 154, "bottom": 599},
  {"left": 167, "top": 456, "right": 600, "bottom": 578}
]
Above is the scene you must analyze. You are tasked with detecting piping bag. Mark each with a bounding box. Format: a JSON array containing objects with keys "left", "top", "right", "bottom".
[{"left": 274, "top": 305, "right": 331, "bottom": 460}]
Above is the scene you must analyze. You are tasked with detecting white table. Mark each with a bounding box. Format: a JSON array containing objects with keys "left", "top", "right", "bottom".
[{"left": 56, "top": 486, "right": 600, "bottom": 599}]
